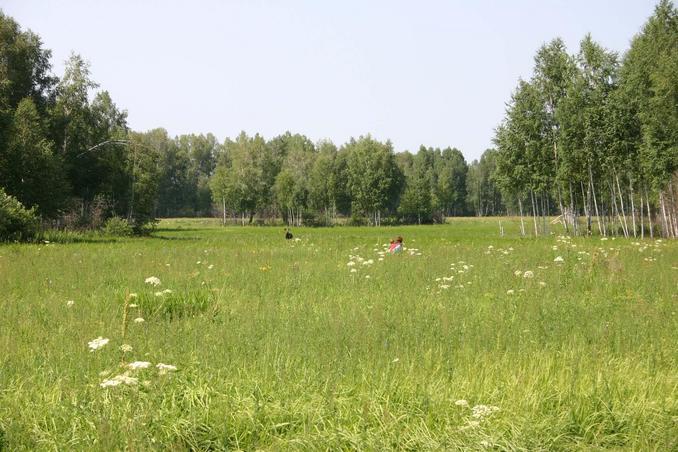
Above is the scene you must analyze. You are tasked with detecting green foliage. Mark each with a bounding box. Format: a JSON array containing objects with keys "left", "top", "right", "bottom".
[
  {"left": 102, "top": 216, "right": 133, "bottom": 237},
  {"left": 0, "top": 187, "right": 39, "bottom": 241},
  {"left": 345, "top": 136, "right": 403, "bottom": 225}
]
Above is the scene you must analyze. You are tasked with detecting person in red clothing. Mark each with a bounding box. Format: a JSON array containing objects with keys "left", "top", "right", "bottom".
[{"left": 389, "top": 236, "right": 403, "bottom": 254}]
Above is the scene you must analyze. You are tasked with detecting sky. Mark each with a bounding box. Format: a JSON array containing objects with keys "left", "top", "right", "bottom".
[{"left": 1, "top": 0, "right": 658, "bottom": 161}]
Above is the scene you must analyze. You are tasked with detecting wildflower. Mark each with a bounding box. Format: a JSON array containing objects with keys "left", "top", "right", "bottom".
[
  {"left": 365, "top": 275, "right": 371, "bottom": 279},
  {"left": 66, "top": 300, "right": 74, "bottom": 307},
  {"left": 100, "top": 373, "right": 138, "bottom": 388},
  {"left": 133, "top": 317, "right": 145, "bottom": 324},
  {"left": 507, "top": 289, "right": 515, "bottom": 295},
  {"left": 156, "top": 363, "right": 177, "bottom": 375},
  {"left": 378, "top": 258, "right": 384, "bottom": 261},
  {"left": 392, "top": 358, "right": 400, "bottom": 363},
  {"left": 455, "top": 399, "right": 469, "bottom": 407},
  {"left": 523, "top": 270, "right": 534, "bottom": 279},
  {"left": 514, "top": 270, "right": 522, "bottom": 277},
  {"left": 350, "top": 268, "right": 357, "bottom": 273},
  {"left": 196, "top": 261, "right": 201, "bottom": 265},
  {"left": 127, "top": 361, "right": 152, "bottom": 370},
  {"left": 439, "top": 284, "right": 450, "bottom": 290},
  {"left": 554, "top": 256, "right": 564, "bottom": 263},
  {"left": 120, "top": 344, "right": 133, "bottom": 353},
  {"left": 208, "top": 264, "right": 214, "bottom": 270},
  {"left": 162, "top": 289, "right": 172, "bottom": 295},
  {"left": 129, "top": 293, "right": 138, "bottom": 298},
  {"left": 539, "top": 281, "right": 547, "bottom": 288},
  {"left": 144, "top": 276, "right": 161, "bottom": 286},
  {"left": 88, "top": 337, "right": 109, "bottom": 352},
  {"left": 129, "top": 304, "right": 138, "bottom": 308},
  {"left": 154, "top": 291, "right": 164, "bottom": 297},
  {"left": 471, "top": 405, "right": 500, "bottom": 418}
]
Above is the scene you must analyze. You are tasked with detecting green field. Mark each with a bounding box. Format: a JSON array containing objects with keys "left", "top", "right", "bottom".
[{"left": 1, "top": 219, "right": 676, "bottom": 450}]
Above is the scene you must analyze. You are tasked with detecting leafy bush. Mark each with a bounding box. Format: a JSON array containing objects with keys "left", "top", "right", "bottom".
[
  {"left": 103, "top": 216, "right": 133, "bottom": 237},
  {"left": 0, "top": 188, "right": 39, "bottom": 241}
]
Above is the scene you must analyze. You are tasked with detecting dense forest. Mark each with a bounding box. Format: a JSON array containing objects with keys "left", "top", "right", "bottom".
[{"left": 0, "top": 1, "right": 676, "bottom": 238}]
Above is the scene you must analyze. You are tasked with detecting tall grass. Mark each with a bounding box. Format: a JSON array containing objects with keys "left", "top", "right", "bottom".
[{"left": 0, "top": 219, "right": 675, "bottom": 450}]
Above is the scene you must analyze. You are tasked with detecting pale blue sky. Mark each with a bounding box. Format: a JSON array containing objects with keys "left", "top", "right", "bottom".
[{"left": 2, "top": 0, "right": 657, "bottom": 160}]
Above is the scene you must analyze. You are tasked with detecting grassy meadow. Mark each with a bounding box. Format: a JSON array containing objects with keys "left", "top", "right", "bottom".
[{"left": 0, "top": 218, "right": 676, "bottom": 450}]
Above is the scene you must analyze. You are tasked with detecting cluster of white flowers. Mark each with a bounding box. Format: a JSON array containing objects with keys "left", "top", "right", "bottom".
[
  {"left": 100, "top": 373, "right": 138, "bottom": 388},
  {"left": 471, "top": 404, "right": 500, "bottom": 418},
  {"left": 127, "top": 361, "right": 152, "bottom": 370},
  {"left": 66, "top": 300, "right": 75, "bottom": 308},
  {"left": 133, "top": 317, "right": 145, "bottom": 324},
  {"left": 144, "top": 276, "right": 161, "bottom": 286},
  {"left": 523, "top": 270, "right": 534, "bottom": 279},
  {"left": 454, "top": 399, "right": 469, "bottom": 407},
  {"left": 120, "top": 344, "right": 133, "bottom": 353},
  {"left": 156, "top": 363, "right": 178, "bottom": 375},
  {"left": 88, "top": 337, "right": 109, "bottom": 352},
  {"left": 154, "top": 289, "right": 173, "bottom": 297},
  {"left": 554, "top": 256, "right": 564, "bottom": 263},
  {"left": 484, "top": 245, "right": 512, "bottom": 256}
]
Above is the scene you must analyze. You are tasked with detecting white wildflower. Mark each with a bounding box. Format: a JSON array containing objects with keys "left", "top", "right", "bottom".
[
  {"left": 365, "top": 275, "right": 371, "bottom": 279},
  {"left": 156, "top": 363, "right": 177, "bottom": 375},
  {"left": 347, "top": 261, "right": 356, "bottom": 267},
  {"left": 439, "top": 284, "right": 450, "bottom": 290},
  {"left": 127, "top": 361, "right": 152, "bottom": 370},
  {"left": 88, "top": 337, "right": 109, "bottom": 352},
  {"left": 129, "top": 293, "right": 138, "bottom": 298},
  {"left": 514, "top": 270, "right": 522, "bottom": 277},
  {"left": 523, "top": 270, "right": 534, "bottom": 279},
  {"left": 554, "top": 256, "right": 564, "bottom": 263},
  {"left": 162, "top": 289, "right": 172, "bottom": 295},
  {"left": 66, "top": 300, "right": 74, "bottom": 307},
  {"left": 455, "top": 399, "right": 469, "bottom": 407},
  {"left": 120, "top": 344, "right": 133, "bottom": 353},
  {"left": 507, "top": 289, "right": 515, "bottom": 295},
  {"left": 133, "top": 317, "right": 145, "bottom": 324},
  {"left": 539, "top": 281, "right": 547, "bottom": 288},
  {"left": 144, "top": 276, "right": 161, "bottom": 286},
  {"left": 208, "top": 264, "right": 214, "bottom": 270},
  {"left": 129, "top": 304, "right": 138, "bottom": 308},
  {"left": 350, "top": 268, "right": 357, "bottom": 273},
  {"left": 471, "top": 405, "right": 500, "bottom": 418},
  {"left": 100, "top": 373, "right": 138, "bottom": 388}
]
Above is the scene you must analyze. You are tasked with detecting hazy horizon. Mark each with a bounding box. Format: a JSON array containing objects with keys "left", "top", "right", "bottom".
[{"left": 2, "top": 0, "right": 658, "bottom": 160}]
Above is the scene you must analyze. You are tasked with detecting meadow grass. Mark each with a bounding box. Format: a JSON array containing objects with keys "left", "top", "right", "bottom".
[{"left": 0, "top": 218, "right": 676, "bottom": 450}]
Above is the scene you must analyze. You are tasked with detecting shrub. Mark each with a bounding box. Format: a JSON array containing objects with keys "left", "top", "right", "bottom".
[
  {"left": 0, "top": 188, "right": 39, "bottom": 241},
  {"left": 103, "top": 216, "right": 133, "bottom": 237}
]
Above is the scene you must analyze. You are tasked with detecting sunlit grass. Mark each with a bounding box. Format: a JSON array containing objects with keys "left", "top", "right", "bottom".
[{"left": 0, "top": 218, "right": 676, "bottom": 450}]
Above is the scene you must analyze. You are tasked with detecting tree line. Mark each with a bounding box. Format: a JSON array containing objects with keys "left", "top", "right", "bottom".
[
  {"left": 1, "top": 2, "right": 676, "bottom": 237},
  {"left": 493, "top": 0, "right": 678, "bottom": 238}
]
